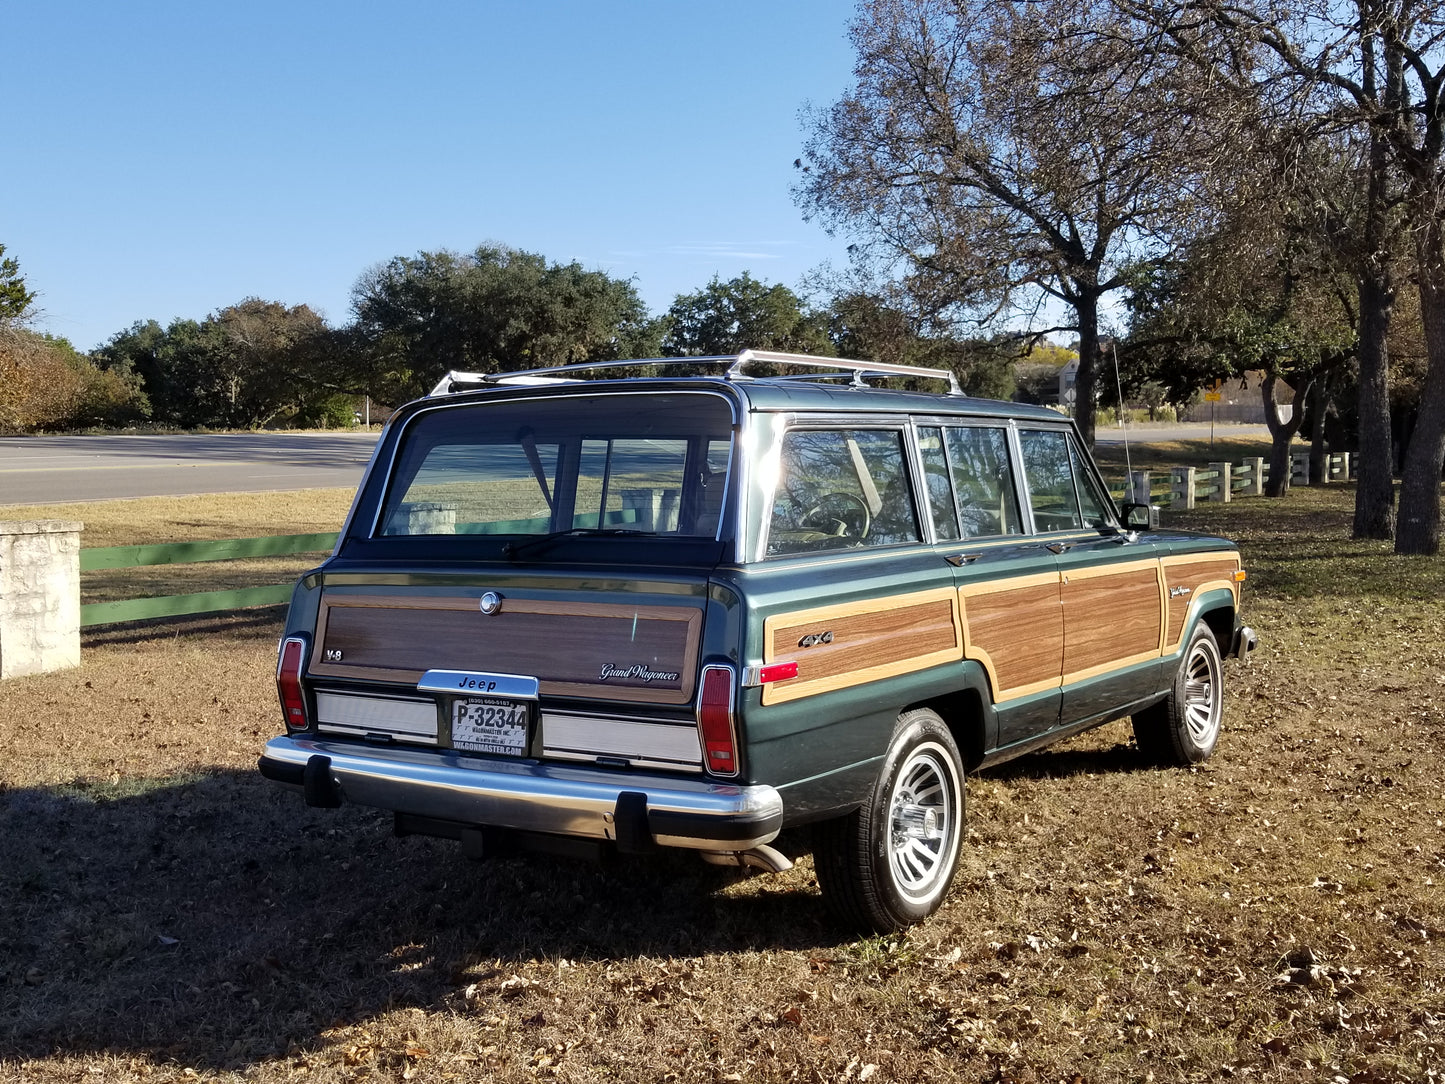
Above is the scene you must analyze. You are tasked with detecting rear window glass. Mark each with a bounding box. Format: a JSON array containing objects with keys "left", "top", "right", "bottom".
[{"left": 378, "top": 393, "right": 734, "bottom": 538}]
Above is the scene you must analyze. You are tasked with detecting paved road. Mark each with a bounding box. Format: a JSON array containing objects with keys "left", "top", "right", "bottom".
[
  {"left": 0, "top": 422, "right": 1270, "bottom": 506},
  {"left": 1094, "top": 422, "right": 1270, "bottom": 444},
  {"left": 0, "top": 432, "right": 380, "bottom": 505}
]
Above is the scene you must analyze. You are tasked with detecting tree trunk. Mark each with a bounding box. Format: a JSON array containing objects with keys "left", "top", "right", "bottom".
[
  {"left": 1352, "top": 102, "right": 1396, "bottom": 537},
  {"left": 1308, "top": 378, "right": 1328, "bottom": 485},
  {"left": 1395, "top": 210, "right": 1445, "bottom": 555},
  {"left": 1354, "top": 270, "right": 1396, "bottom": 536},
  {"left": 1074, "top": 294, "right": 1100, "bottom": 449},
  {"left": 1263, "top": 374, "right": 1310, "bottom": 498}
]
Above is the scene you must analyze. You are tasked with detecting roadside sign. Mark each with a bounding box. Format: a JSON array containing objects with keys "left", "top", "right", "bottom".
[{"left": 1203, "top": 379, "right": 1223, "bottom": 403}]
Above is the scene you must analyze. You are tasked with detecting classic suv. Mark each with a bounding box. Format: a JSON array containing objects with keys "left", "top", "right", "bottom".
[{"left": 260, "top": 351, "right": 1255, "bottom": 932}]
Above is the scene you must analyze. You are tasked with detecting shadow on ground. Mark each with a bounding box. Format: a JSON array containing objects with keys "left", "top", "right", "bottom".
[{"left": 0, "top": 770, "right": 840, "bottom": 1069}]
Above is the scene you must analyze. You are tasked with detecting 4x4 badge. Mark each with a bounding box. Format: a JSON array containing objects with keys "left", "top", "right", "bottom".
[{"left": 798, "top": 631, "right": 834, "bottom": 648}]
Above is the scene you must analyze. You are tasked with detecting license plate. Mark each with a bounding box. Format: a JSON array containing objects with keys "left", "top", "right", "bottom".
[{"left": 451, "top": 697, "right": 531, "bottom": 755}]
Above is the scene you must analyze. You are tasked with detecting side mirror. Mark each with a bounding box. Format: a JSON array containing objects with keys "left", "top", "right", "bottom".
[{"left": 1121, "top": 502, "right": 1160, "bottom": 530}]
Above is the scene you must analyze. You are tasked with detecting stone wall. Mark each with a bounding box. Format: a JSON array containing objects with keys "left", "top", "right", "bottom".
[{"left": 0, "top": 520, "right": 83, "bottom": 679}]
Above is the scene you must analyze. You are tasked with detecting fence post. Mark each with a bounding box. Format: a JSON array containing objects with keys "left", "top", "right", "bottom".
[
  {"left": 1171, "top": 466, "right": 1197, "bottom": 510},
  {"left": 1291, "top": 451, "right": 1310, "bottom": 486},
  {"left": 1209, "top": 462, "right": 1232, "bottom": 502},
  {"left": 0, "top": 521, "right": 82, "bottom": 679},
  {"left": 1243, "top": 456, "right": 1265, "bottom": 496},
  {"left": 1126, "top": 470, "right": 1151, "bottom": 505}
]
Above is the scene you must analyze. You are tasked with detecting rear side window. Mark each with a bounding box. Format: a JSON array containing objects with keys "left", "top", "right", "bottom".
[
  {"left": 943, "top": 426, "right": 1022, "bottom": 538},
  {"left": 767, "top": 429, "right": 919, "bottom": 556},
  {"left": 917, "top": 427, "right": 961, "bottom": 542}
]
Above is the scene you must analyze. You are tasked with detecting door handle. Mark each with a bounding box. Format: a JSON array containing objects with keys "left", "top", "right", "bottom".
[
  {"left": 945, "top": 552, "right": 983, "bottom": 566},
  {"left": 1046, "top": 541, "right": 1076, "bottom": 554}
]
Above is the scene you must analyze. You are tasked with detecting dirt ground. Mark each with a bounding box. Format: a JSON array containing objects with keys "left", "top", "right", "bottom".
[{"left": 1, "top": 484, "right": 1442, "bottom": 1083}]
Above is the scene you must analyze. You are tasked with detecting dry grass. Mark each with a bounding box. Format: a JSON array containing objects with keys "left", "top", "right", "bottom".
[
  {"left": 2, "top": 482, "right": 1444, "bottom": 1083},
  {"left": 0, "top": 490, "right": 357, "bottom": 605}
]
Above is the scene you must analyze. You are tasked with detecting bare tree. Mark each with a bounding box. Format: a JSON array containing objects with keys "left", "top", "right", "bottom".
[
  {"left": 1116, "top": 0, "right": 1445, "bottom": 551},
  {"left": 796, "top": 0, "right": 1233, "bottom": 447}
]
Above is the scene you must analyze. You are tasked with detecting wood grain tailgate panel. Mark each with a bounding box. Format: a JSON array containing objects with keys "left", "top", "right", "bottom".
[{"left": 309, "top": 595, "right": 701, "bottom": 704}]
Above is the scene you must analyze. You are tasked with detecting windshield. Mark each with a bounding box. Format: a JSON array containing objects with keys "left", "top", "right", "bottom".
[{"left": 377, "top": 393, "right": 735, "bottom": 539}]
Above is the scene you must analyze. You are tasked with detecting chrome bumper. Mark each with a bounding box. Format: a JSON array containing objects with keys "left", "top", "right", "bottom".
[
  {"left": 1230, "top": 625, "right": 1258, "bottom": 659},
  {"left": 259, "top": 735, "right": 784, "bottom": 851}
]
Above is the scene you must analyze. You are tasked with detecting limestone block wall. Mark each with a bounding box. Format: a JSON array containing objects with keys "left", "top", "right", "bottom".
[{"left": 0, "top": 520, "right": 83, "bottom": 679}]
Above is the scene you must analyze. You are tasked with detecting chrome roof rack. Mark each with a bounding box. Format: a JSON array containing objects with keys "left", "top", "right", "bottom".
[{"left": 426, "top": 349, "right": 962, "bottom": 397}]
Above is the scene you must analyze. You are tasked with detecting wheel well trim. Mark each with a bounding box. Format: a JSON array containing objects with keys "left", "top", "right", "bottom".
[{"left": 900, "top": 658, "right": 995, "bottom": 771}]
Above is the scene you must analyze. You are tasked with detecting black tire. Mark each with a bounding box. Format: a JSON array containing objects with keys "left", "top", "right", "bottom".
[
  {"left": 815, "top": 708, "right": 965, "bottom": 933},
  {"left": 1133, "top": 624, "right": 1224, "bottom": 765}
]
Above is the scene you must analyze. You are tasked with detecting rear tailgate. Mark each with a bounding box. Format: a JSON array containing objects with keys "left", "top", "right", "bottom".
[{"left": 300, "top": 575, "right": 712, "bottom": 773}]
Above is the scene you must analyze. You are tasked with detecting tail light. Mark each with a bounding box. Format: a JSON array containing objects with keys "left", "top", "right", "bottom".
[
  {"left": 277, "top": 636, "right": 310, "bottom": 731},
  {"left": 698, "top": 664, "right": 739, "bottom": 777}
]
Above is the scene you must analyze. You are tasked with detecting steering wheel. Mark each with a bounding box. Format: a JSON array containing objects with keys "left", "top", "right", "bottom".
[{"left": 803, "top": 492, "right": 871, "bottom": 541}]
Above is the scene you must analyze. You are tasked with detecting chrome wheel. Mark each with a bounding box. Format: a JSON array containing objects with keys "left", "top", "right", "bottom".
[
  {"left": 1133, "top": 624, "right": 1225, "bottom": 766},
  {"left": 1182, "top": 638, "right": 1221, "bottom": 745},
  {"left": 814, "top": 708, "right": 966, "bottom": 932},
  {"left": 887, "top": 743, "right": 958, "bottom": 900}
]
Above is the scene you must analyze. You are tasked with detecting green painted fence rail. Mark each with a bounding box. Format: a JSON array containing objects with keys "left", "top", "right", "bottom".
[
  {"left": 80, "top": 531, "right": 339, "bottom": 627},
  {"left": 80, "top": 532, "right": 339, "bottom": 571}
]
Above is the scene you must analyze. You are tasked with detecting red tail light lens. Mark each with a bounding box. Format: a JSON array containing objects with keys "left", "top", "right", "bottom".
[
  {"left": 698, "top": 664, "right": 739, "bottom": 777},
  {"left": 277, "top": 636, "right": 309, "bottom": 731}
]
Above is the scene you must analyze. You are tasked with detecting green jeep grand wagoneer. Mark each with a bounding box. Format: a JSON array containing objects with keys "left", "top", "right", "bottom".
[{"left": 260, "top": 351, "right": 1255, "bottom": 932}]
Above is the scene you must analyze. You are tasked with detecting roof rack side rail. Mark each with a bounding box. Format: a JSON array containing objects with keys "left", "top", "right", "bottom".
[
  {"left": 730, "top": 350, "right": 961, "bottom": 394},
  {"left": 425, "top": 352, "right": 962, "bottom": 395}
]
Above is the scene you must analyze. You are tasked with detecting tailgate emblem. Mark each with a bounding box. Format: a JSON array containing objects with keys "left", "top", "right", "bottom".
[{"left": 798, "top": 630, "right": 834, "bottom": 648}]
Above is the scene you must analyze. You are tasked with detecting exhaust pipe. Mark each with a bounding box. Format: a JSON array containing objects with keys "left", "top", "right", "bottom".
[{"left": 699, "top": 844, "right": 793, "bottom": 874}]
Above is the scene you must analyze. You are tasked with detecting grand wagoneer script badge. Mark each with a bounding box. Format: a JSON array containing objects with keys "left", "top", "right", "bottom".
[{"left": 599, "top": 663, "right": 680, "bottom": 683}]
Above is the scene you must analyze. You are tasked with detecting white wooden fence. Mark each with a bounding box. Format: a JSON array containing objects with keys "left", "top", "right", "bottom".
[{"left": 1126, "top": 451, "right": 1353, "bottom": 510}]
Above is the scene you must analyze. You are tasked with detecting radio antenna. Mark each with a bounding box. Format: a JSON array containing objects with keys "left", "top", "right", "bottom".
[{"left": 1112, "top": 341, "right": 1134, "bottom": 482}]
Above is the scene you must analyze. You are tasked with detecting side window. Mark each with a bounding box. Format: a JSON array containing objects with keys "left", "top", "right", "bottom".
[
  {"left": 1068, "top": 439, "right": 1115, "bottom": 530},
  {"left": 943, "top": 426, "right": 1022, "bottom": 538},
  {"left": 917, "top": 427, "right": 960, "bottom": 541},
  {"left": 767, "top": 429, "right": 919, "bottom": 556},
  {"left": 1018, "top": 429, "right": 1083, "bottom": 532}
]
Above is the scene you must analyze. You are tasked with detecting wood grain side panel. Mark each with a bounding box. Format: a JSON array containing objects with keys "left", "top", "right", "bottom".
[
  {"left": 960, "top": 578, "right": 1063, "bottom": 700},
  {"left": 309, "top": 595, "right": 701, "bottom": 704},
  {"left": 761, "top": 588, "right": 962, "bottom": 705},
  {"left": 1062, "top": 565, "right": 1164, "bottom": 675},
  {"left": 1162, "top": 555, "right": 1241, "bottom": 650}
]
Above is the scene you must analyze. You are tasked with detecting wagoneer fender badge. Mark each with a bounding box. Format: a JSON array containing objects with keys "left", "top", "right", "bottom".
[
  {"left": 417, "top": 670, "right": 539, "bottom": 699},
  {"left": 479, "top": 591, "right": 503, "bottom": 615},
  {"left": 1170, "top": 586, "right": 1193, "bottom": 598}
]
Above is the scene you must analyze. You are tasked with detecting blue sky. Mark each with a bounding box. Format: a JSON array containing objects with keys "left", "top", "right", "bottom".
[{"left": 8, "top": 2, "right": 859, "bottom": 351}]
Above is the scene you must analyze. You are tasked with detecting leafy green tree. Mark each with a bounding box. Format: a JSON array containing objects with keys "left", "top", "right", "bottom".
[
  {"left": 662, "top": 273, "right": 828, "bottom": 357},
  {"left": 98, "top": 302, "right": 343, "bottom": 428},
  {"left": 0, "top": 244, "right": 36, "bottom": 324},
  {"left": 351, "top": 245, "right": 663, "bottom": 402}
]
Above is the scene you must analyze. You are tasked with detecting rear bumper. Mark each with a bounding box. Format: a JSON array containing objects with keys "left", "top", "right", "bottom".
[{"left": 259, "top": 735, "right": 783, "bottom": 851}]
